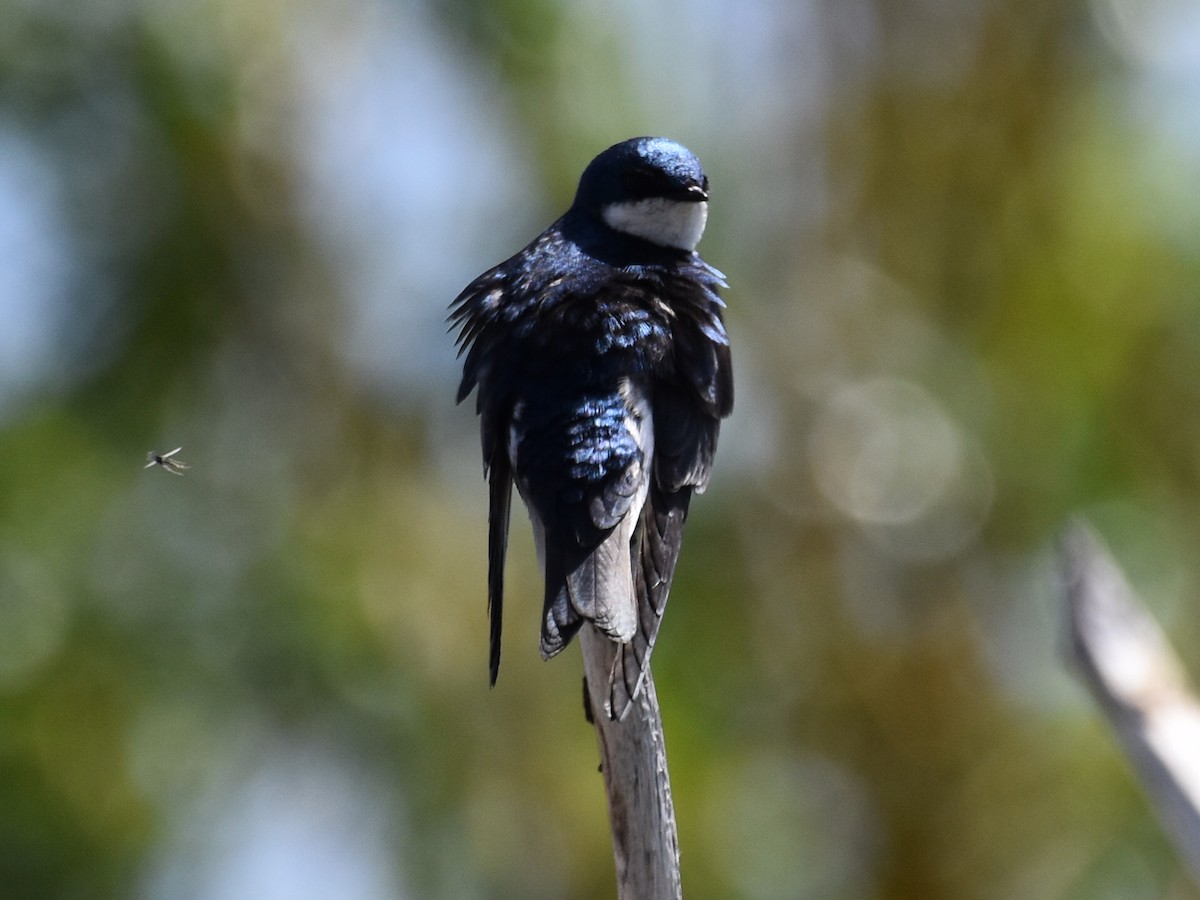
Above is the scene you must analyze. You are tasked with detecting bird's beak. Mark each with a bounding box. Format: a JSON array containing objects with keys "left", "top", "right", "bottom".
[{"left": 685, "top": 183, "right": 709, "bottom": 202}]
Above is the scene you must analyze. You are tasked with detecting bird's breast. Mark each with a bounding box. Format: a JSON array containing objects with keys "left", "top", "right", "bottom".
[{"left": 517, "top": 293, "right": 673, "bottom": 377}]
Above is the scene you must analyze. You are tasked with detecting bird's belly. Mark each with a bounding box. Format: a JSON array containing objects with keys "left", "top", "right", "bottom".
[{"left": 509, "top": 381, "right": 652, "bottom": 539}]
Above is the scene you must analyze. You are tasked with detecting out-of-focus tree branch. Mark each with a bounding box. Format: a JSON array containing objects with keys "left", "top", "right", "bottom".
[{"left": 1059, "top": 522, "right": 1200, "bottom": 882}]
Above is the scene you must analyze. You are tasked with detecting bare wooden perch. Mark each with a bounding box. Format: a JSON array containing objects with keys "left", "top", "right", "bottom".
[
  {"left": 1058, "top": 522, "right": 1200, "bottom": 881},
  {"left": 581, "top": 626, "right": 682, "bottom": 900}
]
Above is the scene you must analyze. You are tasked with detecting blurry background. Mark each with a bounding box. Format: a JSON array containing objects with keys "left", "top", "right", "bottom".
[{"left": 2, "top": 0, "right": 1200, "bottom": 897}]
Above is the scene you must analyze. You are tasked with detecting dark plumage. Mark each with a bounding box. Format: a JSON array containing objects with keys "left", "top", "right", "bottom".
[{"left": 450, "top": 137, "right": 733, "bottom": 720}]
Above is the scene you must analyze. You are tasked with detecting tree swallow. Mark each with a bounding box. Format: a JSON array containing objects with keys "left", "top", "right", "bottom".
[{"left": 450, "top": 137, "right": 733, "bottom": 720}]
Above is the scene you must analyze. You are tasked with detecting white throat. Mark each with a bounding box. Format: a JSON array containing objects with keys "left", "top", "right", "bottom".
[{"left": 601, "top": 198, "right": 708, "bottom": 251}]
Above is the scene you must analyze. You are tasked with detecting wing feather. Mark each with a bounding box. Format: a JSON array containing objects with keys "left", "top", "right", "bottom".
[
  {"left": 604, "top": 269, "right": 733, "bottom": 718},
  {"left": 487, "top": 453, "right": 512, "bottom": 685}
]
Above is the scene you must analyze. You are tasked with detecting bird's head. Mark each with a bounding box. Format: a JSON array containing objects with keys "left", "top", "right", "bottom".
[{"left": 572, "top": 137, "right": 710, "bottom": 252}]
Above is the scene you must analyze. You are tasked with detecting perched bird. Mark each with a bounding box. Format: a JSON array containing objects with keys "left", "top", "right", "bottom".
[
  {"left": 144, "top": 447, "right": 190, "bottom": 475},
  {"left": 450, "top": 137, "right": 733, "bottom": 720}
]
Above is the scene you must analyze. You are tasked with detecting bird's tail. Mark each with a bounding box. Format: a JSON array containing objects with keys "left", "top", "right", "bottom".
[
  {"left": 606, "top": 487, "right": 692, "bottom": 721},
  {"left": 540, "top": 519, "right": 639, "bottom": 660}
]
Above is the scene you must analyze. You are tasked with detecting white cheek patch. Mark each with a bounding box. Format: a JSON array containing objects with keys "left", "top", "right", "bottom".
[{"left": 602, "top": 198, "right": 708, "bottom": 251}]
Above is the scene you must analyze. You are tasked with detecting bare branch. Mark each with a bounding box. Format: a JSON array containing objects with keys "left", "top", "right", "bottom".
[
  {"left": 580, "top": 626, "right": 682, "bottom": 900},
  {"left": 1059, "top": 522, "right": 1200, "bottom": 881}
]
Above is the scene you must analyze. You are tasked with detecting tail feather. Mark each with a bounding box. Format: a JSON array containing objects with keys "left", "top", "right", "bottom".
[
  {"left": 540, "top": 519, "right": 639, "bottom": 659},
  {"left": 571, "top": 524, "right": 637, "bottom": 641},
  {"left": 540, "top": 545, "right": 585, "bottom": 659},
  {"left": 606, "top": 487, "right": 692, "bottom": 720}
]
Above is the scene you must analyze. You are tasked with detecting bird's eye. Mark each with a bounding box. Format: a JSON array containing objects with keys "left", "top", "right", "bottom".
[{"left": 623, "top": 168, "right": 657, "bottom": 197}]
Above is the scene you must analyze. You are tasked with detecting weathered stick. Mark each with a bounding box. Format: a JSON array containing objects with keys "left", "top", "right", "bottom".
[
  {"left": 580, "top": 625, "right": 682, "bottom": 900},
  {"left": 1059, "top": 522, "right": 1200, "bottom": 882}
]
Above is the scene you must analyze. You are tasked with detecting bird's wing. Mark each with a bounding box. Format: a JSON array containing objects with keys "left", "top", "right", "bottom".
[
  {"left": 487, "top": 452, "right": 512, "bottom": 685},
  {"left": 449, "top": 263, "right": 512, "bottom": 407},
  {"left": 451, "top": 230, "right": 606, "bottom": 680},
  {"left": 607, "top": 265, "right": 734, "bottom": 720},
  {"left": 450, "top": 262, "right": 520, "bottom": 684}
]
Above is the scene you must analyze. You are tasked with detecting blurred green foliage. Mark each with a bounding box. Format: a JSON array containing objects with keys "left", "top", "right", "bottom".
[{"left": 1, "top": 0, "right": 1199, "bottom": 898}]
